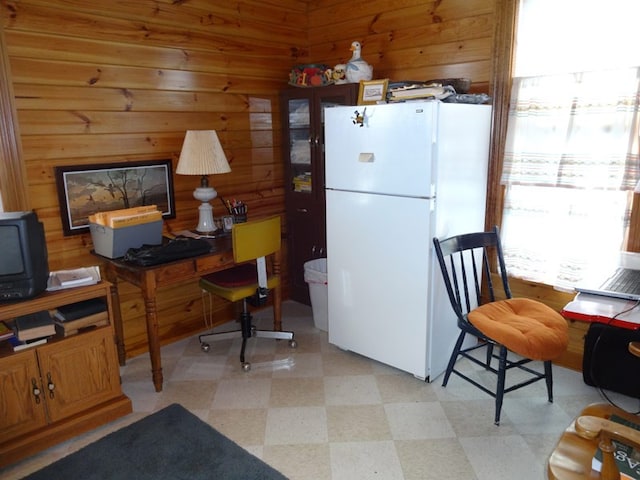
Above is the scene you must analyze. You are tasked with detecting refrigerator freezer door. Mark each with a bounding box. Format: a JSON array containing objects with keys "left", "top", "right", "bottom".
[
  {"left": 324, "top": 102, "right": 436, "bottom": 198},
  {"left": 326, "top": 188, "right": 433, "bottom": 379}
]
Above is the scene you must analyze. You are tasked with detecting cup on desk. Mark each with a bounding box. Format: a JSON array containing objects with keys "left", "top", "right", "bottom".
[
  {"left": 228, "top": 200, "right": 247, "bottom": 224},
  {"left": 222, "top": 215, "right": 234, "bottom": 232}
]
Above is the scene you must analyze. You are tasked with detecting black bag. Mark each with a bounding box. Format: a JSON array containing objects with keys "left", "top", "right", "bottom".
[
  {"left": 582, "top": 322, "right": 640, "bottom": 398},
  {"left": 123, "top": 237, "right": 211, "bottom": 266}
]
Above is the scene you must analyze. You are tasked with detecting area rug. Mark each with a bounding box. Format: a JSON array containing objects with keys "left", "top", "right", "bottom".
[{"left": 25, "top": 403, "right": 288, "bottom": 480}]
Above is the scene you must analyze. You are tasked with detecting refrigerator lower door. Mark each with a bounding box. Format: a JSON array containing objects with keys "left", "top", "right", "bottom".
[{"left": 326, "top": 189, "right": 432, "bottom": 380}]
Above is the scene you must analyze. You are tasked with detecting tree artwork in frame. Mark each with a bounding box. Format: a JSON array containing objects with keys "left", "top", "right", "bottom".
[{"left": 55, "top": 159, "right": 176, "bottom": 236}]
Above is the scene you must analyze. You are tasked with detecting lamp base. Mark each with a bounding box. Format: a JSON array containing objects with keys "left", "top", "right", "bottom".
[{"left": 194, "top": 187, "right": 218, "bottom": 233}]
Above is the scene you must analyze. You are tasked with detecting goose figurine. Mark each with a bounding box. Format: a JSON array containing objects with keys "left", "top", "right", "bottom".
[{"left": 345, "top": 41, "right": 373, "bottom": 83}]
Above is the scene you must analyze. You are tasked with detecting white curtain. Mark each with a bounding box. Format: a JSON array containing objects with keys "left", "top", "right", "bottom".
[
  {"left": 501, "top": 0, "right": 640, "bottom": 289},
  {"left": 501, "top": 69, "right": 639, "bottom": 288}
]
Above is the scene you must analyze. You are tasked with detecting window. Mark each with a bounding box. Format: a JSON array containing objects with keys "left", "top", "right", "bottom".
[{"left": 501, "top": 0, "right": 640, "bottom": 289}]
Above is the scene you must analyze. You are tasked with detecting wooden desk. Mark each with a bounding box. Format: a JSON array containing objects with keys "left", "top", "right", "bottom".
[
  {"left": 562, "top": 292, "right": 640, "bottom": 329},
  {"left": 100, "top": 235, "right": 283, "bottom": 392}
]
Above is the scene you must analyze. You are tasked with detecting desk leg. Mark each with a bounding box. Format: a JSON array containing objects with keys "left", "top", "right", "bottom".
[
  {"left": 105, "top": 265, "right": 126, "bottom": 366},
  {"left": 142, "top": 275, "right": 163, "bottom": 392}
]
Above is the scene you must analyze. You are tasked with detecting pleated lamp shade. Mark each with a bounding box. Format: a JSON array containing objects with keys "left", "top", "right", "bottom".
[
  {"left": 176, "top": 130, "right": 231, "bottom": 177},
  {"left": 176, "top": 130, "right": 231, "bottom": 233}
]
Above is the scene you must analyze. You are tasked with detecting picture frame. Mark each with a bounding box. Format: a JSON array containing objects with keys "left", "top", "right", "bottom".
[
  {"left": 55, "top": 159, "right": 175, "bottom": 236},
  {"left": 222, "top": 215, "right": 234, "bottom": 232},
  {"left": 357, "top": 79, "right": 389, "bottom": 105}
]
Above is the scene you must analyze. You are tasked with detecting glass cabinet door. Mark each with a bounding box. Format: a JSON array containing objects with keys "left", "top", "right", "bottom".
[
  {"left": 282, "top": 84, "right": 358, "bottom": 305},
  {"left": 287, "top": 98, "right": 312, "bottom": 195}
]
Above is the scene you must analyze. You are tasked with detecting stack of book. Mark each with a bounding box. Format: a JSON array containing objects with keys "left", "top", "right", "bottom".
[
  {"left": 53, "top": 298, "right": 109, "bottom": 337},
  {"left": 2, "top": 310, "right": 55, "bottom": 351},
  {"left": 386, "top": 82, "right": 455, "bottom": 102},
  {"left": 293, "top": 173, "right": 312, "bottom": 192},
  {"left": 0, "top": 320, "right": 15, "bottom": 343}
]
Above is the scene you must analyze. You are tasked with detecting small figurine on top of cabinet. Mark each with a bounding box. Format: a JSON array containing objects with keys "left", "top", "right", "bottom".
[
  {"left": 345, "top": 41, "right": 373, "bottom": 83},
  {"left": 332, "top": 64, "right": 347, "bottom": 84}
]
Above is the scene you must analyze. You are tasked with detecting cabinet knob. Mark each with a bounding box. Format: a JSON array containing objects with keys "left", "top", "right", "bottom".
[
  {"left": 31, "top": 378, "right": 41, "bottom": 404},
  {"left": 47, "top": 372, "right": 55, "bottom": 399},
  {"left": 296, "top": 208, "right": 308, "bottom": 213}
]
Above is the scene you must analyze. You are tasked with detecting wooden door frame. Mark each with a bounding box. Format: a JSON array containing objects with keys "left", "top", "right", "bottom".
[
  {"left": 0, "top": 26, "right": 29, "bottom": 211},
  {"left": 485, "top": 0, "right": 518, "bottom": 234}
]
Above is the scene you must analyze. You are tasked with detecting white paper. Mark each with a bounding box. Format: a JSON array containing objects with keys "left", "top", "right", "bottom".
[{"left": 47, "top": 266, "right": 101, "bottom": 291}]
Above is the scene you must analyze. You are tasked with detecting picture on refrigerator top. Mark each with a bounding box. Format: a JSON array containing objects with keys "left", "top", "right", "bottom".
[{"left": 324, "top": 101, "right": 492, "bottom": 381}]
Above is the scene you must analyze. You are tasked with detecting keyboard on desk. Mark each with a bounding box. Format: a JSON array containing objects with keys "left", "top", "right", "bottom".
[
  {"left": 576, "top": 267, "right": 640, "bottom": 301},
  {"left": 603, "top": 268, "right": 640, "bottom": 294},
  {"left": 122, "top": 237, "right": 212, "bottom": 266}
]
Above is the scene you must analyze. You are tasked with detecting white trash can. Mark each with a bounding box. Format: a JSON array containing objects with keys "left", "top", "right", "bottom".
[{"left": 303, "top": 258, "right": 328, "bottom": 331}]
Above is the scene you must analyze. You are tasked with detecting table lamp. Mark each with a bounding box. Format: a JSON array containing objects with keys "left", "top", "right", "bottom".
[{"left": 176, "top": 130, "right": 231, "bottom": 233}]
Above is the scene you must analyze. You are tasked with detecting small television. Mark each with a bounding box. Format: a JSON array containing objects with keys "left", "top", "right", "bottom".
[{"left": 0, "top": 211, "right": 49, "bottom": 301}]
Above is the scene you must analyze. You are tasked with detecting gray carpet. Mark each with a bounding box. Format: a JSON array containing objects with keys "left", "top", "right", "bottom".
[{"left": 25, "top": 403, "right": 288, "bottom": 480}]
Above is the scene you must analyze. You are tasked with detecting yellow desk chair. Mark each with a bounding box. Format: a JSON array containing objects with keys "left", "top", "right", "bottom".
[{"left": 198, "top": 216, "right": 296, "bottom": 371}]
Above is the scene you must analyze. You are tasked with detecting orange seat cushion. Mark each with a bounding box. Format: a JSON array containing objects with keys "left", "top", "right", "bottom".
[{"left": 467, "top": 298, "right": 569, "bottom": 360}]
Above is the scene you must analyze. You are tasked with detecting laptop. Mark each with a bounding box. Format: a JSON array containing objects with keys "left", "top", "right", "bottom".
[{"left": 575, "top": 267, "right": 640, "bottom": 301}]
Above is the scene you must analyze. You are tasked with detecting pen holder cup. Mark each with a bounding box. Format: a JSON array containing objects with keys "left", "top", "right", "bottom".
[{"left": 233, "top": 214, "right": 247, "bottom": 224}]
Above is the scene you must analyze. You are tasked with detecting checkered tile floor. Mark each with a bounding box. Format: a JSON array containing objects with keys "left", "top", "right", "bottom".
[{"left": 4, "top": 301, "right": 638, "bottom": 480}]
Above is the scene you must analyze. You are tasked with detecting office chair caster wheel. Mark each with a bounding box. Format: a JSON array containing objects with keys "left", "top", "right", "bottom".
[
  {"left": 242, "top": 362, "right": 251, "bottom": 372},
  {"left": 200, "top": 342, "right": 210, "bottom": 353},
  {"left": 289, "top": 339, "right": 297, "bottom": 348}
]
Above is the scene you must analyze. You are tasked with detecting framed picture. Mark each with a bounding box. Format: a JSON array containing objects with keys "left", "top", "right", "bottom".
[
  {"left": 222, "top": 215, "right": 234, "bottom": 232},
  {"left": 357, "top": 79, "right": 389, "bottom": 105},
  {"left": 55, "top": 159, "right": 175, "bottom": 236}
]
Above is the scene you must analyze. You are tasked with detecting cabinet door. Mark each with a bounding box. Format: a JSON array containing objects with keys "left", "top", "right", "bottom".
[
  {"left": 282, "top": 84, "right": 357, "bottom": 304},
  {"left": 282, "top": 85, "right": 358, "bottom": 205},
  {"left": 284, "top": 93, "right": 313, "bottom": 198},
  {"left": 38, "top": 327, "right": 122, "bottom": 423},
  {"left": 287, "top": 206, "right": 325, "bottom": 305},
  {"left": 0, "top": 349, "right": 48, "bottom": 440}
]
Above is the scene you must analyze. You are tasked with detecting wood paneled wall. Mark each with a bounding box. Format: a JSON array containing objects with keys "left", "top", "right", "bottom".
[
  {"left": 307, "top": 0, "right": 495, "bottom": 92},
  {"left": 0, "top": 0, "right": 309, "bottom": 357},
  {"left": 5, "top": 1, "right": 578, "bottom": 368}
]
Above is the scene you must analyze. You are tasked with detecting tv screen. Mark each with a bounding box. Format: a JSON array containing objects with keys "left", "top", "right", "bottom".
[
  {"left": 0, "top": 211, "right": 49, "bottom": 301},
  {"left": 0, "top": 225, "right": 24, "bottom": 275}
]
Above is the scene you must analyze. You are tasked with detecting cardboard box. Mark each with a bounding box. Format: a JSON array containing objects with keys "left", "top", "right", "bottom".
[{"left": 90, "top": 221, "right": 163, "bottom": 259}]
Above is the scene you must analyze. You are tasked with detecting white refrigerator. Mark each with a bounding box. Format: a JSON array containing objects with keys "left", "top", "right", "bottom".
[{"left": 324, "top": 101, "right": 491, "bottom": 381}]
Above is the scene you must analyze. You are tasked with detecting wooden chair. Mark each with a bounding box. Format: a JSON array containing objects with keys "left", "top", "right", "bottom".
[
  {"left": 432, "top": 226, "right": 569, "bottom": 425},
  {"left": 198, "top": 216, "right": 296, "bottom": 371},
  {"left": 548, "top": 342, "right": 640, "bottom": 479}
]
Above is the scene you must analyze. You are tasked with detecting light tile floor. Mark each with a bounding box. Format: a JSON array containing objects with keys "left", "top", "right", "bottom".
[{"left": 3, "top": 300, "right": 639, "bottom": 479}]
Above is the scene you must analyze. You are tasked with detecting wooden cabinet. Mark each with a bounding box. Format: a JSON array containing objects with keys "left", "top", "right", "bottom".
[
  {"left": 281, "top": 83, "right": 358, "bottom": 304},
  {"left": 0, "top": 282, "right": 132, "bottom": 468}
]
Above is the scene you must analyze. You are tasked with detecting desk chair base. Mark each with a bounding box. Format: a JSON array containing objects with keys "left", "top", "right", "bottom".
[{"left": 199, "top": 300, "right": 296, "bottom": 372}]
